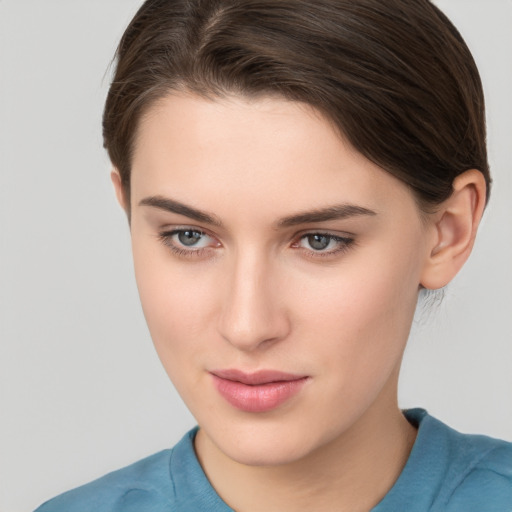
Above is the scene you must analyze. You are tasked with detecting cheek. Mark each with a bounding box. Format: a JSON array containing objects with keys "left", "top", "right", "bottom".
[
  {"left": 132, "top": 223, "right": 423, "bottom": 397},
  {"left": 345, "top": 260, "right": 419, "bottom": 337},
  {"left": 134, "top": 260, "right": 221, "bottom": 412},
  {"left": 131, "top": 239, "right": 218, "bottom": 362},
  {"left": 295, "top": 245, "right": 421, "bottom": 383}
]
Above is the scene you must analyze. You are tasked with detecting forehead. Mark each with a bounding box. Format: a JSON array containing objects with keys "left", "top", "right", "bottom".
[{"left": 130, "top": 93, "right": 417, "bottom": 222}]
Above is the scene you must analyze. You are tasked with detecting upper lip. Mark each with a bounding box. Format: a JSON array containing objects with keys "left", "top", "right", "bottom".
[{"left": 210, "top": 369, "right": 308, "bottom": 386}]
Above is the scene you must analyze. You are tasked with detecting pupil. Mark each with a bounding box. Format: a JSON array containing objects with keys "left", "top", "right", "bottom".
[
  {"left": 178, "top": 230, "right": 201, "bottom": 246},
  {"left": 308, "top": 234, "right": 329, "bottom": 250}
]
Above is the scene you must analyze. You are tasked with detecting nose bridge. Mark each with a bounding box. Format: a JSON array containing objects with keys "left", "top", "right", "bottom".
[{"left": 218, "top": 246, "right": 289, "bottom": 351}]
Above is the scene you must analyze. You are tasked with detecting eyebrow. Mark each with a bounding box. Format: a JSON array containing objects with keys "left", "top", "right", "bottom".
[
  {"left": 139, "top": 196, "right": 223, "bottom": 226},
  {"left": 277, "top": 204, "right": 377, "bottom": 227},
  {"left": 139, "top": 195, "right": 377, "bottom": 228}
]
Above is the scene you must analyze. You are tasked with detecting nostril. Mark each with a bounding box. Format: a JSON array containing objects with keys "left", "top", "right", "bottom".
[{"left": 218, "top": 304, "right": 291, "bottom": 351}]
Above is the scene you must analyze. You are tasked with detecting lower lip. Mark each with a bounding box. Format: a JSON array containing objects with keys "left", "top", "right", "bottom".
[{"left": 211, "top": 375, "right": 309, "bottom": 413}]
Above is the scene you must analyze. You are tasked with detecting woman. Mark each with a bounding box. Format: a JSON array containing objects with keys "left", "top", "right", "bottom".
[{"left": 35, "top": 0, "right": 512, "bottom": 510}]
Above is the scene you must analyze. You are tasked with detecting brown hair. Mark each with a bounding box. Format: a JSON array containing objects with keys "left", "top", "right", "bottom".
[{"left": 103, "top": 0, "right": 490, "bottom": 210}]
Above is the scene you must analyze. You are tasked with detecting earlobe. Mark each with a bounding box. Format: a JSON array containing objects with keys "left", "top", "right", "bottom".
[
  {"left": 420, "top": 169, "right": 487, "bottom": 290},
  {"left": 110, "top": 169, "right": 128, "bottom": 213}
]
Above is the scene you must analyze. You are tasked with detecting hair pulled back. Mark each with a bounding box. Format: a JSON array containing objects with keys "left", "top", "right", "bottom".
[{"left": 103, "top": 0, "right": 490, "bottom": 210}]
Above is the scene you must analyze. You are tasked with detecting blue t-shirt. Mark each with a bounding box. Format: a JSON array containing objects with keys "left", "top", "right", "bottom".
[{"left": 35, "top": 409, "right": 512, "bottom": 511}]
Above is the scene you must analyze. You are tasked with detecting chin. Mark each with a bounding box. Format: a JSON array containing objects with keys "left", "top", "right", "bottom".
[
  {"left": 222, "top": 439, "right": 310, "bottom": 467},
  {"left": 203, "top": 418, "right": 329, "bottom": 467}
]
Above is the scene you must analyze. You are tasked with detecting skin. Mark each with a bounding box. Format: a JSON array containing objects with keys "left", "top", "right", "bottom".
[{"left": 112, "top": 93, "right": 486, "bottom": 511}]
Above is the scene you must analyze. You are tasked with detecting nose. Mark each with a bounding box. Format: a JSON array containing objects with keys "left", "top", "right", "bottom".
[{"left": 217, "top": 251, "right": 291, "bottom": 352}]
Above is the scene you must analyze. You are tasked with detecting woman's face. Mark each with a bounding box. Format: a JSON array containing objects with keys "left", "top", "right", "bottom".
[{"left": 127, "top": 93, "right": 434, "bottom": 466}]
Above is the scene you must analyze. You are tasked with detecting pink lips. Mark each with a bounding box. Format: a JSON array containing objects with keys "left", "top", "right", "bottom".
[{"left": 210, "top": 369, "right": 309, "bottom": 413}]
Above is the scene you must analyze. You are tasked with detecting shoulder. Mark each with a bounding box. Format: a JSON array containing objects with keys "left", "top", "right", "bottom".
[
  {"left": 34, "top": 448, "right": 175, "bottom": 512},
  {"left": 34, "top": 427, "right": 234, "bottom": 512},
  {"left": 406, "top": 409, "right": 512, "bottom": 511},
  {"left": 445, "top": 434, "right": 512, "bottom": 511}
]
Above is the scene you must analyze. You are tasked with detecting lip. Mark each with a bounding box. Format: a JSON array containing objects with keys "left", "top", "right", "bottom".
[{"left": 210, "top": 369, "right": 309, "bottom": 413}]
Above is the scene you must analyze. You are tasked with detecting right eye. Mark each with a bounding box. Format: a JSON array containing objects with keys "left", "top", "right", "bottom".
[
  {"left": 158, "top": 228, "right": 220, "bottom": 257},
  {"left": 174, "top": 229, "right": 210, "bottom": 247}
]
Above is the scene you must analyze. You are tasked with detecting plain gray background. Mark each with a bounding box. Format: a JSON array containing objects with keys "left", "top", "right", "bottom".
[{"left": 1, "top": 1, "right": 511, "bottom": 511}]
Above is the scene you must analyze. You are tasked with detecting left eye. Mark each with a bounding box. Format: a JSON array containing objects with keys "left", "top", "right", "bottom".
[{"left": 297, "top": 233, "right": 353, "bottom": 253}]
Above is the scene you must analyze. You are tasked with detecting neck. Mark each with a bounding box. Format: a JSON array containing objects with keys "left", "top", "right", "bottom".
[{"left": 195, "top": 383, "right": 417, "bottom": 512}]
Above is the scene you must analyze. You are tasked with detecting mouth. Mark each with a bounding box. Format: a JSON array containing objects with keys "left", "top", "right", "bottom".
[{"left": 210, "top": 369, "right": 309, "bottom": 413}]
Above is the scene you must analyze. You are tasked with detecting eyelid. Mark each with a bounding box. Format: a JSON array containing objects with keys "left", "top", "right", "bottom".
[
  {"left": 156, "top": 226, "right": 355, "bottom": 260},
  {"left": 157, "top": 226, "right": 221, "bottom": 257},
  {"left": 292, "top": 226, "right": 356, "bottom": 238},
  {"left": 159, "top": 224, "right": 218, "bottom": 240},
  {"left": 291, "top": 231, "right": 355, "bottom": 257}
]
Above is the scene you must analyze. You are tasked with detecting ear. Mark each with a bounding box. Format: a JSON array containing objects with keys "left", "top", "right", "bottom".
[
  {"left": 110, "top": 169, "right": 129, "bottom": 213},
  {"left": 420, "top": 169, "right": 487, "bottom": 290}
]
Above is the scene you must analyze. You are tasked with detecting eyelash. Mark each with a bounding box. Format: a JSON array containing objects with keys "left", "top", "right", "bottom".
[
  {"left": 292, "top": 233, "right": 355, "bottom": 258},
  {"left": 157, "top": 229, "right": 217, "bottom": 259},
  {"left": 157, "top": 229, "right": 355, "bottom": 259}
]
